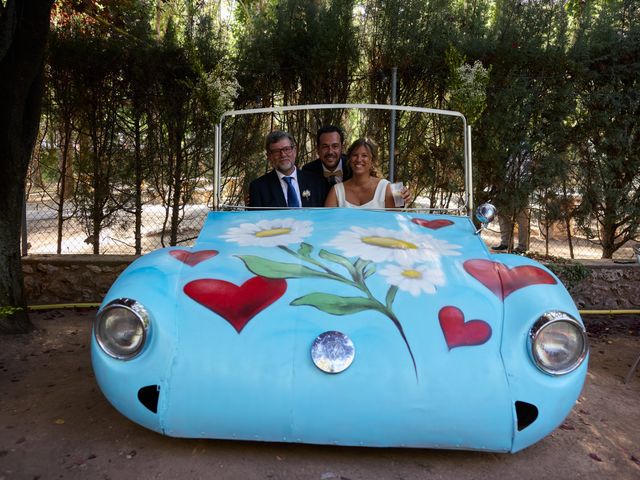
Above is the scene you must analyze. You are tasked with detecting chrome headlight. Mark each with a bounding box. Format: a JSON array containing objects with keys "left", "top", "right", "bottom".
[
  {"left": 94, "top": 299, "right": 150, "bottom": 360},
  {"left": 529, "top": 311, "right": 588, "bottom": 375}
]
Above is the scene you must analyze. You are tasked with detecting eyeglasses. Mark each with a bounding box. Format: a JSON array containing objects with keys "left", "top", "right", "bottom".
[{"left": 269, "top": 145, "right": 295, "bottom": 155}]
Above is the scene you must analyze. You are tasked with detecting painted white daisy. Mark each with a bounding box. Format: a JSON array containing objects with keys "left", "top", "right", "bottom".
[
  {"left": 326, "top": 226, "right": 460, "bottom": 264},
  {"left": 379, "top": 263, "right": 446, "bottom": 296},
  {"left": 221, "top": 218, "right": 313, "bottom": 247}
]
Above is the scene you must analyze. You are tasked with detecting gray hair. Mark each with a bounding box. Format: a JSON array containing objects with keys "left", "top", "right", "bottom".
[{"left": 265, "top": 131, "right": 296, "bottom": 152}]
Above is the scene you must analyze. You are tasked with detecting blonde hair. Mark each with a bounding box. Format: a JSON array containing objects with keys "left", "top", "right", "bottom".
[{"left": 346, "top": 138, "right": 379, "bottom": 177}]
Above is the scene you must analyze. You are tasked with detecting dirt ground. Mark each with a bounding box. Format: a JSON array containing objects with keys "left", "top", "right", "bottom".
[{"left": 1, "top": 310, "right": 639, "bottom": 480}]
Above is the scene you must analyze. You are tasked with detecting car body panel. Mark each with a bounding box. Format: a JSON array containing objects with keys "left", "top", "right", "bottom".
[
  {"left": 495, "top": 254, "right": 588, "bottom": 451},
  {"left": 93, "top": 209, "right": 587, "bottom": 451},
  {"left": 91, "top": 249, "right": 185, "bottom": 433}
]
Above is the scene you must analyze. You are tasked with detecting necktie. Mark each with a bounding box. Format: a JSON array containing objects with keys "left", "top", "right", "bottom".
[{"left": 283, "top": 176, "right": 300, "bottom": 207}]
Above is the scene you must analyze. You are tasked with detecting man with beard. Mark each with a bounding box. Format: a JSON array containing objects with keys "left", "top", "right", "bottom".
[
  {"left": 249, "top": 130, "right": 328, "bottom": 208},
  {"left": 302, "top": 125, "right": 351, "bottom": 186}
]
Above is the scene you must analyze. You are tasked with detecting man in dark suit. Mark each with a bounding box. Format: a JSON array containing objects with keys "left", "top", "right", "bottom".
[
  {"left": 302, "top": 125, "right": 352, "bottom": 187},
  {"left": 302, "top": 124, "right": 411, "bottom": 206},
  {"left": 249, "top": 131, "right": 328, "bottom": 208}
]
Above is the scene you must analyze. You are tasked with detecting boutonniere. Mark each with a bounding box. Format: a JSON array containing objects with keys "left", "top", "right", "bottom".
[{"left": 302, "top": 190, "right": 311, "bottom": 199}]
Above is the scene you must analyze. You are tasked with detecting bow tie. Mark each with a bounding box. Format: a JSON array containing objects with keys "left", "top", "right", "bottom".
[{"left": 324, "top": 169, "right": 343, "bottom": 178}]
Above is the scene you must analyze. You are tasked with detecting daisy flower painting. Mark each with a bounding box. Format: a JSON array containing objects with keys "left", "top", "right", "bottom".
[
  {"left": 379, "top": 263, "right": 445, "bottom": 296},
  {"left": 326, "top": 226, "right": 461, "bottom": 264},
  {"left": 221, "top": 218, "right": 313, "bottom": 247}
]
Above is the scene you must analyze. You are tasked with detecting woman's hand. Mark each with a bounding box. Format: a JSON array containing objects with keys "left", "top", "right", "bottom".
[
  {"left": 401, "top": 186, "right": 412, "bottom": 206},
  {"left": 386, "top": 183, "right": 411, "bottom": 209}
]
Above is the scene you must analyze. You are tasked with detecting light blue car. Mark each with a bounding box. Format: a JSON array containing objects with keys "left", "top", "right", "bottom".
[{"left": 91, "top": 105, "right": 588, "bottom": 452}]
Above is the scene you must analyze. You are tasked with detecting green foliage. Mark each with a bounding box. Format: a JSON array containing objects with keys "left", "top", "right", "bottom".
[
  {"left": 0, "top": 306, "right": 23, "bottom": 318},
  {"left": 569, "top": 0, "right": 640, "bottom": 258},
  {"left": 544, "top": 259, "right": 590, "bottom": 292},
  {"left": 42, "top": 1, "right": 239, "bottom": 250},
  {"left": 471, "top": 0, "right": 579, "bottom": 242},
  {"left": 446, "top": 47, "right": 490, "bottom": 125},
  {"left": 30, "top": 0, "right": 640, "bottom": 259},
  {"left": 233, "top": 0, "right": 358, "bottom": 108}
]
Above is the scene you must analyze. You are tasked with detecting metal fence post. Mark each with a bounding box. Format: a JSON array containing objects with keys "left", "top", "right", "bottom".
[{"left": 389, "top": 67, "right": 397, "bottom": 183}]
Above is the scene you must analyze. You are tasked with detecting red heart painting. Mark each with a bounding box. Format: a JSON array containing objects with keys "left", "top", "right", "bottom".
[
  {"left": 439, "top": 306, "right": 492, "bottom": 350},
  {"left": 463, "top": 259, "right": 556, "bottom": 300},
  {"left": 411, "top": 218, "right": 454, "bottom": 230},
  {"left": 184, "top": 276, "right": 287, "bottom": 333},
  {"left": 170, "top": 249, "right": 218, "bottom": 267}
]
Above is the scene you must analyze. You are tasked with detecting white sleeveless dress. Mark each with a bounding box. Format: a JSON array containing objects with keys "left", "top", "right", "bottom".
[{"left": 335, "top": 179, "right": 389, "bottom": 209}]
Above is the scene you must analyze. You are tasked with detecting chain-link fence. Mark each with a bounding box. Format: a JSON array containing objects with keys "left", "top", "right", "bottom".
[
  {"left": 25, "top": 105, "right": 639, "bottom": 261},
  {"left": 23, "top": 187, "right": 212, "bottom": 255},
  {"left": 22, "top": 184, "right": 638, "bottom": 261}
]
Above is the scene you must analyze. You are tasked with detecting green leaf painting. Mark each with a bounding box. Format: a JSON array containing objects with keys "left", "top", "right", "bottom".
[
  {"left": 237, "top": 255, "right": 335, "bottom": 281},
  {"left": 291, "top": 293, "right": 379, "bottom": 315},
  {"left": 238, "top": 243, "right": 418, "bottom": 378}
]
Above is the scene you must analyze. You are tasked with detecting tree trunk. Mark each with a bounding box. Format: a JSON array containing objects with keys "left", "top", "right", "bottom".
[
  {"left": 56, "top": 115, "right": 72, "bottom": 254},
  {"left": 91, "top": 131, "right": 102, "bottom": 255},
  {"left": 562, "top": 182, "right": 574, "bottom": 259},
  {"left": 170, "top": 132, "right": 184, "bottom": 246},
  {"left": 600, "top": 206, "right": 617, "bottom": 259},
  {"left": 134, "top": 115, "right": 143, "bottom": 255},
  {"left": 0, "top": 0, "right": 54, "bottom": 334}
]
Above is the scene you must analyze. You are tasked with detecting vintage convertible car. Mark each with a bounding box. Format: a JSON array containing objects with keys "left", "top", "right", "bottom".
[{"left": 92, "top": 105, "right": 588, "bottom": 453}]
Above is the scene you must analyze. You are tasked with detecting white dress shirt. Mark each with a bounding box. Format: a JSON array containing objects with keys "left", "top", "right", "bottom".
[{"left": 276, "top": 168, "right": 302, "bottom": 206}]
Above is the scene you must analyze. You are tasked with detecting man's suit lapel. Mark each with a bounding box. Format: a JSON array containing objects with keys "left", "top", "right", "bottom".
[
  {"left": 268, "top": 170, "right": 287, "bottom": 207},
  {"left": 298, "top": 170, "right": 327, "bottom": 207}
]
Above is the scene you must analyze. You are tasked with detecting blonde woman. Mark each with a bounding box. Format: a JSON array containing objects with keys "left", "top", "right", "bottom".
[{"left": 324, "top": 138, "right": 395, "bottom": 209}]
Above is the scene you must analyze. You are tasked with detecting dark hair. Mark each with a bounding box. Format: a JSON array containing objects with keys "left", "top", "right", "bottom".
[
  {"left": 316, "top": 125, "right": 345, "bottom": 146},
  {"left": 346, "top": 138, "right": 379, "bottom": 177},
  {"left": 265, "top": 131, "right": 296, "bottom": 152}
]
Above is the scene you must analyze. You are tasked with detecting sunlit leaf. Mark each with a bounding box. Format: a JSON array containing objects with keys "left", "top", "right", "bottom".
[
  {"left": 298, "top": 242, "right": 313, "bottom": 257},
  {"left": 291, "top": 293, "right": 379, "bottom": 315},
  {"left": 385, "top": 286, "right": 398, "bottom": 309},
  {"left": 354, "top": 258, "right": 372, "bottom": 272},
  {"left": 363, "top": 264, "right": 376, "bottom": 279},
  {"left": 353, "top": 258, "right": 373, "bottom": 282},
  {"left": 318, "top": 249, "right": 356, "bottom": 277},
  {"left": 237, "top": 255, "right": 334, "bottom": 280}
]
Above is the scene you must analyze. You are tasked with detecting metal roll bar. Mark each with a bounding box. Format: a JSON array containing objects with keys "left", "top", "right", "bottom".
[{"left": 214, "top": 103, "right": 471, "bottom": 215}]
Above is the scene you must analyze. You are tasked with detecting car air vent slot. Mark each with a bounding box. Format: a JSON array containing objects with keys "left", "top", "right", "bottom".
[
  {"left": 138, "top": 385, "right": 160, "bottom": 413},
  {"left": 515, "top": 401, "right": 538, "bottom": 431}
]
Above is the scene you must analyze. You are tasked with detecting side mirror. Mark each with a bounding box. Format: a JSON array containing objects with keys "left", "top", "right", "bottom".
[{"left": 475, "top": 203, "right": 496, "bottom": 235}]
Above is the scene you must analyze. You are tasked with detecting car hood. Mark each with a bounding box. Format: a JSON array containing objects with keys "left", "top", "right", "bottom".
[
  {"left": 161, "top": 209, "right": 514, "bottom": 448},
  {"left": 184, "top": 209, "right": 504, "bottom": 356}
]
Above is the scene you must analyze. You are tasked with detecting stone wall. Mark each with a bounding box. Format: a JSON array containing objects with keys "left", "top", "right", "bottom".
[
  {"left": 567, "top": 261, "right": 640, "bottom": 310},
  {"left": 20, "top": 255, "right": 640, "bottom": 310},
  {"left": 22, "top": 255, "right": 135, "bottom": 305}
]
